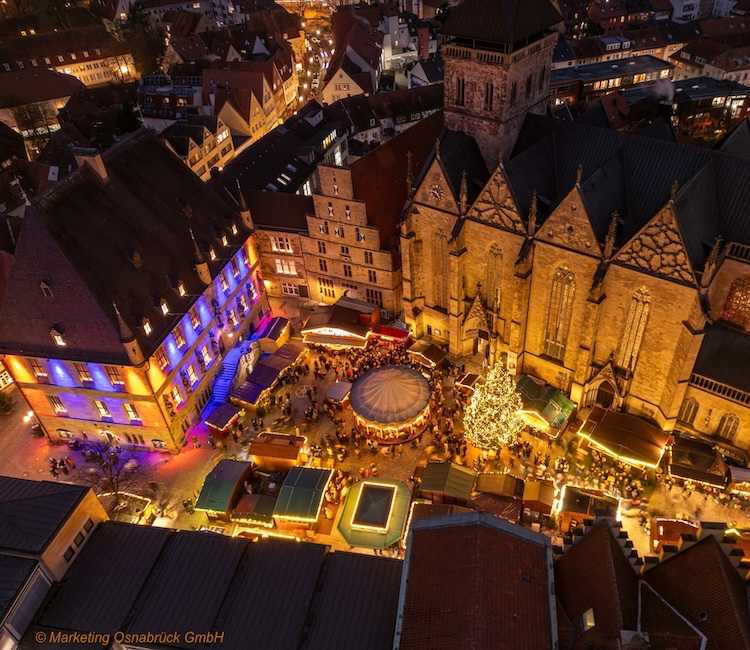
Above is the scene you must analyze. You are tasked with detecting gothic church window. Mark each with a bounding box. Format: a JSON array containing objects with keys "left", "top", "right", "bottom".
[
  {"left": 677, "top": 397, "right": 698, "bottom": 425},
  {"left": 616, "top": 287, "right": 651, "bottom": 374},
  {"left": 722, "top": 276, "right": 750, "bottom": 330},
  {"left": 483, "top": 82, "right": 493, "bottom": 111},
  {"left": 543, "top": 268, "right": 575, "bottom": 361},
  {"left": 484, "top": 246, "right": 502, "bottom": 313},
  {"left": 716, "top": 413, "right": 739, "bottom": 442},
  {"left": 455, "top": 77, "right": 465, "bottom": 106}
]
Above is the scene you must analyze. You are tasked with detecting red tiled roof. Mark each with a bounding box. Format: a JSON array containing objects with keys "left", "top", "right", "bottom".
[
  {"left": 555, "top": 522, "right": 639, "bottom": 648},
  {"left": 644, "top": 535, "right": 750, "bottom": 649},
  {"left": 398, "top": 515, "right": 553, "bottom": 650}
]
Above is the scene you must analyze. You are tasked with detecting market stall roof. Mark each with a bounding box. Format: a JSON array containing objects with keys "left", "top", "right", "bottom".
[
  {"left": 578, "top": 406, "right": 670, "bottom": 468},
  {"left": 559, "top": 486, "right": 618, "bottom": 518},
  {"left": 275, "top": 340, "right": 305, "bottom": 361},
  {"left": 407, "top": 339, "right": 447, "bottom": 367},
  {"left": 231, "top": 381, "right": 266, "bottom": 406},
  {"left": 729, "top": 466, "right": 750, "bottom": 492},
  {"left": 248, "top": 361, "right": 282, "bottom": 388},
  {"left": 195, "top": 460, "right": 251, "bottom": 514},
  {"left": 476, "top": 472, "right": 524, "bottom": 499},
  {"left": 669, "top": 435, "right": 727, "bottom": 487},
  {"left": 408, "top": 502, "right": 473, "bottom": 528},
  {"left": 337, "top": 480, "right": 412, "bottom": 549},
  {"left": 471, "top": 493, "right": 522, "bottom": 523},
  {"left": 248, "top": 432, "right": 305, "bottom": 462},
  {"left": 517, "top": 374, "right": 575, "bottom": 432},
  {"left": 273, "top": 467, "right": 332, "bottom": 522},
  {"left": 456, "top": 372, "right": 480, "bottom": 391},
  {"left": 302, "top": 302, "right": 371, "bottom": 339},
  {"left": 419, "top": 461, "right": 477, "bottom": 500},
  {"left": 522, "top": 478, "right": 555, "bottom": 514},
  {"left": 203, "top": 403, "right": 241, "bottom": 432},
  {"left": 351, "top": 365, "right": 430, "bottom": 425},
  {"left": 252, "top": 316, "right": 289, "bottom": 342},
  {"left": 303, "top": 333, "right": 369, "bottom": 348},
  {"left": 257, "top": 353, "right": 293, "bottom": 372},
  {"left": 231, "top": 493, "right": 277, "bottom": 527},
  {"left": 327, "top": 381, "right": 352, "bottom": 403},
  {"left": 374, "top": 325, "right": 410, "bottom": 340}
]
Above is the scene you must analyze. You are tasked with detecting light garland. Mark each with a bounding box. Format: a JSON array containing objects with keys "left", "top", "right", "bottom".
[{"left": 463, "top": 363, "right": 524, "bottom": 451}]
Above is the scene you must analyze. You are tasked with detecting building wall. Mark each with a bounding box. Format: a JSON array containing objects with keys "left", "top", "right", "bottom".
[
  {"left": 321, "top": 68, "right": 364, "bottom": 105},
  {"left": 256, "top": 229, "right": 309, "bottom": 300},
  {"left": 53, "top": 53, "right": 137, "bottom": 87}
]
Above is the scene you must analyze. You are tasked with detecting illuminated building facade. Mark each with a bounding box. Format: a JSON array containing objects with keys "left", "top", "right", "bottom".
[{"left": 0, "top": 131, "right": 268, "bottom": 452}]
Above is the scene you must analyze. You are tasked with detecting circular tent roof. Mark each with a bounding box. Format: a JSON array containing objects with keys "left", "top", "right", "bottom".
[{"left": 351, "top": 365, "right": 430, "bottom": 425}]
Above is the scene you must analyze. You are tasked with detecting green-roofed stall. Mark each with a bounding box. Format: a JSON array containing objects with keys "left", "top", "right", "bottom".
[
  {"left": 273, "top": 467, "right": 333, "bottom": 528},
  {"left": 337, "top": 479, "right": 412, "bottom": 549},
  {"left": 195, "top": 460, "right": 252, "bottom": 518},
  {"left": 418, "top": 461, "right": 477, "bottom": 504},
  {"left": 517, "top": 374, "right": 576, "bottom": 438}
]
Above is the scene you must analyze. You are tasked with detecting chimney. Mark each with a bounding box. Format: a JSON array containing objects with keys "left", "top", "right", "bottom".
[{"left": 72, "top": 146, "right": 108, "bottom": 181}]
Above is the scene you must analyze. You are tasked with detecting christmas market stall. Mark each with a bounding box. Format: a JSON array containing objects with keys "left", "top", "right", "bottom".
[
  {"left": 251, "top": 316, "right": 290, "bottom": 353},
  {"left": 203, "top": 402, "right": 242, "bottom": 437},
  {"left": 417, "top": 461, "right": 477, "bottom": 505},
  {"left": 337, "top": 479, "right": 412, "bottom": 550},
  {"left": 273, "top": 467, "right": 333, "bottom": 532},
  {"left": 728, "top": 466, "right": 750, "bottom": 495},
  {"left": 407, "top": 339, "right": 447, "bottom": 369},
  {"left": 667, "top": 434, "right": 728, "bottom": 488},
  {"left": 350, "top": 365, "right": 431, "bottom": 444},
  {"left": 195, "top": 459, "right": 253, "bottom": 521},
  {"left": 248, "top": 432, "right": 306, "bottom": 471},
  {"left": 456, "top": 372, "right": 480, "bottom": 394},
  {"left": 521, "top": 478, "right": 555, "bottom": 527},
  {"left": 649, "top": 517, "right": 698, "bottom": 553},
  {"left": 301, "top": 296, "right": 379, "bottom": 349},
  {"left": 577, "top": 406, "right": 670, "bottom": 469},
  {"left": 516, "top": 374, "right": 575, "bottom": 438},
  {"left": 231, "top": 493, "right": 277, "bottom": 529},
  {"left": 553, "top": 485, "right": 619, "bottom": 533}
]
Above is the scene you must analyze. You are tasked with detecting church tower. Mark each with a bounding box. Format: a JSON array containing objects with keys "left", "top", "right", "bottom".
[{"left": 441, "top": 0, "right": 562, "bottom": 166}]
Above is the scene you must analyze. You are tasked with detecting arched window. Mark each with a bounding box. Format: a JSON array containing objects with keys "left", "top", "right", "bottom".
[
  {"left": 677, "top": 397, "right": 698, "bottom": 425},
  {"left": 484, "top": 245, "right": 502, "bottom": 313},
  {"left": 544, "top": 268, "right": 575, "bottom": 361},
  {"left": 616, "top": 288, "right": 651, "bottom": 374},
  {"left": 716, "top": 413, "right": 740, "bottom": 442},
  {"left": 722, "top": 276, "right": 750, "bottom": 330},
  {"left": 432, "top": 232, "right": 448, "bottom": 309}
]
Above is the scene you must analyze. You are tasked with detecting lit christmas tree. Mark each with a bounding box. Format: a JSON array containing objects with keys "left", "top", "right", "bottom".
[{"left": 463, "top": 363, "right": 524, "bottom": 451}]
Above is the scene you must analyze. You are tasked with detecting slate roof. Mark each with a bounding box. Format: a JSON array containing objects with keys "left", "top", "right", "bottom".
[
  {"left": 302, "top": 552, "right": 402, "bottom": 650},
  {"left": 718, "top": 119, "right": 750, "bottom": 161},
  {"left": 0, "top": 555, "right": 36, "bottom": 620},
  {"left": 555, "top": 522, "right": 638, "bottom": 648},
  {"left": 442, "top": 0, "right": 562, "bottom": 49},
  {"left": 644, "top": 535, "right": 750, "bottom": 649},
  {"left": 195, "top": 460, "right": 251, "bottom": 513},
  {"left": 0, "top": 129, "right": 247, "bottom": 363},
  {"left": 0, "top": 476, "right": 88, "bottom": 555},
  {"left": 505, "top": 114, "right": 750, "bottom": 273},
  {"left": 693, "top": 323, "right": 750, "bottom": 392},
  {"left": 397, "top": 513, "right": 553, "bottom": 650},
  {"left": 0, "top": 68, "right": 84, "bottom": 108},
  {"left": 243, "top": 189, "right": 313, "bottom": 232}
]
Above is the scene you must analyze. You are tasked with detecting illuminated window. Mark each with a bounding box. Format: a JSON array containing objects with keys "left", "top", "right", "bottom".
[
  {"left": 174, "top": 326, "right": 186, "bottom": 349},
  {"left": 190, "top": 307, "right": 201, "bottom": 331},
  {"left": 74, "top": 362, "right": 92, "bottom": 383},
  {"left": 178, "top": 282, "right": 187, "bottom": 297},
  {"left": 616, "top": 288, "right": 650, "bottom": 373},
  {"left": 186, "top": 364, "right": 198, "bottom": 385},
  {"left": 678, "top": 397, "right": 698, "bottom": 425},
  {"left": 51, "top": 327, "right": 66, "bottom": 347},
  {"left": 209, "top": 248, "right": 217, "bottom": 261},
  {"left": 161, "top": 300, "right": 169, "bottom": 315},
  {"left": 221, "top": 235, "right": 228, "bottom": 246},
  {"left": 155, "top": 348, "right": 169, "bottom": 370},
  {"left": 582, "top": 608, "right": 596, "bottom": 631},
  {"left": 231, "top": 223, "right": 238, "bottom": 235},
  {"left": 93, "top": 399, "right": 111, "bottom": 419},
  {"left": 717, "top": 414, "right": 740, "bottom": 442},
  {"left": 171, "top": 386, "right": 183, "bottom": 406},
  {"left": 30, "top": 358, "right": 47, "bottom": 378},
  {"left": 47, "top": 394, "right": 66, "bottom": 414},
  {"left": 543, "top": 268, "right": 575, "bottom": 361},
  {"left": 239, "top": 294, "right": 248, "bottom": 313},
  {"left": 220, "top": 273, "right": 229, "bottom": 293},
  {"left": 124, "top": 402, "right": 140, "bottom": 421},
  {"left": 231, "top": 259, "right": 240, "bottom": 278},
  {"left": 200, "top": 345, "right": 212, "bottom": 366},
  {"left": 106, "top": 366, "right": 124, "bottom": 385},
  {"left": 271, "top": 236, "right": 292, "bottom": 252},
  {"left": 228, "top": 309, "right": 238, "bottom": 328},
  {"left": 275, "top": 258, "right": 297, "bottom": 275},
  {"left": 143, "top": 319, "right": 152, "bottom": 336}
]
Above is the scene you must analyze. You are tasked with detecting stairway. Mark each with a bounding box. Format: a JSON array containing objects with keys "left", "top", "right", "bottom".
[{"left": 204, "top": 345, "right": 244, "bottom": 412}]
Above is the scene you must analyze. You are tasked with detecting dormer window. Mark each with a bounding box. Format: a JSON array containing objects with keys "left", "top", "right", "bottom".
[
  {"left": 143, "top": 319, "right": 152, "bottom": 335},
  {"left": 51, "top": 327, "right": 66, "bottom": 347},
  {"left": 220, "top": 274, "right": 229, "bottom": 293},
  {"left": 178, "top": 282, "right": 186, "bottom": 297},
  {"left": 209, "top": 248, "right": 217, "bottom": 261},
  {"left": 231, "top": 224, "right": 238, "bottom": 235},
  {"left": 231, "top": 259, "right": 240, "bottom": 278},
  {"left": 160, "top": 300, "right": 169, "bottom": 316},
  {"left": 221, "top": 235, "right": 228, "bottom": 246},
  {"left": 40, "top": 281, "right": 53, "bottom": 298}
]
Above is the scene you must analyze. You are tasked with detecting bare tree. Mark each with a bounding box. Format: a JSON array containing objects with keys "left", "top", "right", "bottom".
[{"left": 79, "top": 441, "right": 141, "bottom": 519}]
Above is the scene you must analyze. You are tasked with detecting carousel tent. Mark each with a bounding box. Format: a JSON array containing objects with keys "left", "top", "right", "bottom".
[
  {"left": 668, "top": 435, "right": 728, "bottom": 487},
  {"left": 195, "top": 460, "right": 252, "bottom": 515},
  {"left": 419, "top": 461, "right": 477, "bottom": 501},
  {"left": 517, "top": 374, "right": 575, "bottom": 435},
  {"left": 337, "top": 480, "right": 412, "bottom": 549},
  {"left": 351, "top": 366, "right": 430, "bottom": 425},
  {"left": 578, "top": 406, "right": 670, "bottom": 468}
]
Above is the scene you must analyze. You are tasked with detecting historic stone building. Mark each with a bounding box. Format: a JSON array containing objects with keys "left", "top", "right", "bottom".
[{"left": 402, "top": 0, "right": 750, "bottom": 451}]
